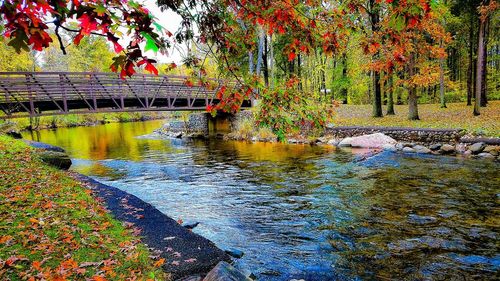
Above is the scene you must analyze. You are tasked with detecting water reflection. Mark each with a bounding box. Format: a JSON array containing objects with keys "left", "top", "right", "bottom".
[{"left": 25, "top": 121, "right": 500, "bottom": 280}]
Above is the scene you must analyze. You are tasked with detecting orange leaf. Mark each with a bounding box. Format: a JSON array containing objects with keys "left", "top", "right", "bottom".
[
  {"left": 33, "top": 260, "right": 41, "bottom": 270},
  {"left": 93, "top": 276, "right": 107, "bottom": 281},
  {"left": 154, "top": 258, "right": 165, "bottom": 267}
]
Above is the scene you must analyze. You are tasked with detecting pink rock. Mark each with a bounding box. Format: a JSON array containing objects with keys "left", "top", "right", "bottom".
[{"left": 349, "top": 133, "right": 397, "bottom": 148}]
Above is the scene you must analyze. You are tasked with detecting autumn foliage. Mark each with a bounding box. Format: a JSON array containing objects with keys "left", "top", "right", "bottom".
[{"left": 0, "top": 0, "right": 169, "bottom": 78}]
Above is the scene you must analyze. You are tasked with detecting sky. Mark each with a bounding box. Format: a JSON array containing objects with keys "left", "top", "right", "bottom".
[{"left": 142, "top": 0, "right": 185, "bottom": 64}]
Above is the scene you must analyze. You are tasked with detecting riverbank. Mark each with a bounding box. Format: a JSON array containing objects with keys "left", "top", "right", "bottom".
[
  {"left": 0, "top": 112, "right": 170, "bottom": 136},
  {"left": 156, "top": 111, "right": 500, "bottom": 161},
  {"left": 74, "top": 174, "right": 231, "bottom": 280},
  {"left": 334, "top": 101, "right": 500, "bottom": 137},
  {"left": 0, "top": 135, "right": 169, "bottom": 280}
]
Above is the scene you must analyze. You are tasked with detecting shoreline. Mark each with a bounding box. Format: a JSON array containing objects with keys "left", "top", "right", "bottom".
[{"left": 73, "top": 173, "right": 232, "bottom": 280}]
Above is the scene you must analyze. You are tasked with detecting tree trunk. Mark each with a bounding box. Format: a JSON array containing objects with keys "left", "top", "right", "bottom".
[
  {"left": 480, "top": 16, "right": 489, "bottom": 106},
  {"left": 263, "top": 35, "right": 269, "bottom": 87},
  {"left": 467, "top": 10, "right": 475, "bottom": 106},
  {"left": 341, "top": 53, "right": 348, "bottom": 104},
  {"left": 370, "top": 0, "right": 383, "bottom": 117},
  {"left": 440, "top": 41, "right": 447, "bottom": 108},
  {"left": 474, "top": 3, "right": 487, "bottom": 116},
  {"left": 386, "top": 74, "right": 395, "bottom": 115},
  {"left": 269, "top": 35, "right": 275, "bottom": 89},
  {"left": 408, "top": 54, "right": 419, "bottom": 120}
]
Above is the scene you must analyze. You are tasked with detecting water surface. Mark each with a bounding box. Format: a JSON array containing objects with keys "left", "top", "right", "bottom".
[{"left": 25, "top": 120, "right": 500, "bottom": 280}]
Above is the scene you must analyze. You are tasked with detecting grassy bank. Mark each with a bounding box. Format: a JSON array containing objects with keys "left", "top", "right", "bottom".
[
  {"left": 334, "top": 101, "right": 500, "bottom": 137},
  {"left": 0, "top": 136, "right": 168, "bottom": 280},
  {"left": 0, "top": 112, "right": 170, "bottom": 133}
]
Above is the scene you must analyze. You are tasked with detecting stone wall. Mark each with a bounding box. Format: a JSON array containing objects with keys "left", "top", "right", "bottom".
[
  {"left": 325, "top": 126, "right": 465, "bottom": 144},
  {"left": 156, "top": 113, "right": 209, "bottom": 136}
]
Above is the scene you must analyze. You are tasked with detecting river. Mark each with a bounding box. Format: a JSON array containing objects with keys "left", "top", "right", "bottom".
[{"left": 24, "top": 119, "right": 500, "bottom": 280}]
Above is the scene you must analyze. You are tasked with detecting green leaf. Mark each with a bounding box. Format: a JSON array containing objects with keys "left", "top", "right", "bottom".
[
  {"left": 7, "top": 30, "right": 30, "bottom": 53},
  {"left": 153, "top": 22, "right": 164, "bottom": 32},
  {"left": 141, "top": 32, "right": 159, "bottom": 53}
]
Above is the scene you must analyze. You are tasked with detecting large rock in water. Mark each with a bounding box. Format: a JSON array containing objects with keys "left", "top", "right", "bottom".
[
  {"left": 202, "top": 262, "right": 251, "bottom": 281},
  {"left": 347, "top": 133, "right": 397, "bottom": 148},
  {"left": 38, "top": 150, "right": 72, "bottom": 170}
]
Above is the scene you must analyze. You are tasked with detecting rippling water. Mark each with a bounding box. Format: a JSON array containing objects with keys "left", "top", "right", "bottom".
[{"left": 25, "top": 120, "right": 500, "bottom": 280}]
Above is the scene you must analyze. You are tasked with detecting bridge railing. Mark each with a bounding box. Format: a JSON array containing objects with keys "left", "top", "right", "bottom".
[{"left": 0, "top": 72, "right": 235, "bottom": 118}]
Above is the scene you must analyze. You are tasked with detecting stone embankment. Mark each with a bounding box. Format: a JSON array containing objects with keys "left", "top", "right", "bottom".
[{"left": 317, "top": 132, "right": 500, "bottom": 160}]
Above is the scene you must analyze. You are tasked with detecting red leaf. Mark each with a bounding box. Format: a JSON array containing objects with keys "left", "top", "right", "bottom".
[{"left": 288, "top": 51, "right": 296, "bottom": 61}]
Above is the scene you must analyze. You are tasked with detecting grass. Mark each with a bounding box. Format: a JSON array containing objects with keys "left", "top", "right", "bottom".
[
  {"left": 0, "top": 112, "right": 170, "bottom": 133},
  {"left": 334, "top": 100, "right": 500, "bottom": 137},
  {"left": 0, "top": 135, "right": 169, "bottom": 280}
]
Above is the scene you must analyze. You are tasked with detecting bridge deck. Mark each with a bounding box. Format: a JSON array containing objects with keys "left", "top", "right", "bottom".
[{"left": 0, "top": 72, "right": 250, "bottom": 118}]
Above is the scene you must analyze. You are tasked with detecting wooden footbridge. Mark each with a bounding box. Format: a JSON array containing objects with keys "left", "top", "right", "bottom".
[{"left": 0, "top": 72, "right": 250, "bottom": 119}]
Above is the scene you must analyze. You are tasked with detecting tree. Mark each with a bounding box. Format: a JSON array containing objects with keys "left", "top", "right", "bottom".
[
  {"left": 1, "top": 0, "right": 167, "bottom": 77},
  {"left": 474, "top": 0, "right": 498, "bottom": 115}
]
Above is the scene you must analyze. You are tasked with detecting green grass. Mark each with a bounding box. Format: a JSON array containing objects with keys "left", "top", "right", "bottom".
[
  {"left": 334, "top": 101, "right": 500, "bottom": 137},
  {"left": 0, "top": 135, "right": 169, "bottom": 280},
  {"left": 0, "top": 112, "right": 170, "bottom": 133}
]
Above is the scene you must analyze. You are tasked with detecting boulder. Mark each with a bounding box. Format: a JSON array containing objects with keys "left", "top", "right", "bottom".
[
  {"left": 327, "top": 139, "right": 339, "bottom": 146},
  {"left": 440, "top": 144, "right": 455, "bottom": 154},
  {"left": 346, "top": 133, "right": 397, "bottom": 149},
  {"left": 202, "top": 261, "right": 251, "bottom": 281},
  {"left": 429, "top": 143, "right": 442, "bottom": 151},
  {"left": 463, "top": 150, "right": 472, "bottom": 157},
  {"left": 25, "top": 140, "right": 66, "bottom": 152},
  {"left": 483, "top": 146, "right": 499, "bottom": 156},
  {"left": 477, "top": 153, "right": 495, "bottom": 159},
  {"left": 38, "top": 150, "right": 72, "bottom": 170},
  {"left": 224, "top": 248, "right": 244, "bottom": 258},
  {"left": 338, "top": 137, "right": 353, "bottom": 147},
  {"left": 6, "top": 131, "right": 22, "bottom": 139},
  {"left": 469, "top": 142, "right": 485, "bottom": 154},
  {"left": 413, "top": 145, "right": 431, "bottom": 154},
  {"left": 395, "top": 143, "right": 404, "bottom": 150},
  {"left": 382, "top": 144, "right": 397, "bottom": 152},
  {"left": 402, "top": 147, "right": 416, "bottom": 153},
  {"left": 455, "top": 143, "right": 468, "bottom": 154},
  {"left": 182, "top": 222, "right": 200, "bottom": 230}
]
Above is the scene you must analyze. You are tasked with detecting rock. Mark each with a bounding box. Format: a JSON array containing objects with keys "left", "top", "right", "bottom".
[
  {"left": 429, "top": 144, "right": 442, "bottom": 151},
  {"left": 395, "top": 143, "right": 404, "bottom": 150},
  {"left": 183, "top": 222, "right": 200, "bottom": 230},
  {"left": 477, "top": 153, "right": 495, "bottom": 159},
  {"left": 6, "top": 131, "right": 22, "bottom": 139},
  {"left": 402, "top": 142, "right": 414, "bottom": 148},
  {"left": 408, "top": 214, "right": 437, "bottom": 225},
  {"left": 469, "top": 142, "right": 486, "bottom": 154},
  {"left": 327, "top": 139, "right": 339, "bottom": 146},
  {"left": 455, "top": 143, "right": 468, "bottom": 154},
  {"left": 288, "top": 138, "right": 299, "bottom": 144},
  {"left": 202, "top": 261, "right": 251, "bottom": 281},
  {"left": 440, "top": 144, "right": 455, "bottom": 154},
  {"left": 463, "top": 150, "right": 472, "bottom": 157},
  {"left": 483, "top": 146, "right": 499, "bottom": 156},
  {"left": 224, "top": 248, "right": 244, "bottom": 258},
  {"left": 338, "top": 137, "right": 353, "bottom": 147},
  {"left": 316, "top": 137, "right": 328, "bottom": 144},
  {"left": 38, "top": 150, "right": 72, "bottom": 170},
  {"left": 402, "top": 147, "right": 416, "bottom": 153},
  {"left": 174, "top": 132, "right": 183, "bottom": 138},
  {"left": 346, "top": 133, "right": 397, "bottom": 148},
  {"left": 25, "top": 140, "right": 66, "bottom": 152},
  {"left": 382, "top": 144, "right": 397, "bottom": 152},
  {"left": 413, "top": 145, "right": 431, "bottom": 154}
]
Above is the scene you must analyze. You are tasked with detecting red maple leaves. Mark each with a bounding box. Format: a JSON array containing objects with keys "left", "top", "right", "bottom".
[{"left": 0, "top": 0, "right": 165, "bottom": 79}]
